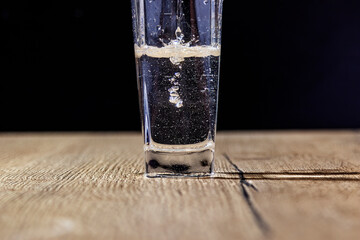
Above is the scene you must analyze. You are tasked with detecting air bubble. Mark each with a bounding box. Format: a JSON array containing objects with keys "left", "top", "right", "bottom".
[
  {"left": 175, "top": 100, "right": 183, "bottom": 108},
  {"left": 169, "top": 96, "right": 179, "bottom": 103},
  {"left": 172, "top": 86, "right": 179, "bottom": 91},
  {"left": 200, "top": 88, "right": 209, "bottom": 93},
  {"left": 170, "top": 56, "right": 184, "bottom": 65}
]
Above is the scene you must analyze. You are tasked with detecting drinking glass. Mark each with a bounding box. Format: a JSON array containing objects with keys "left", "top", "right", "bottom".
[{"left": 131, "top": 0, "right": 224, "bottom": 177}]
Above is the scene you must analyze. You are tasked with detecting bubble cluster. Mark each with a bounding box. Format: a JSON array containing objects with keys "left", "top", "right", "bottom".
[{"left": 168, "top": 72, "right": 183, "bottom": 108}]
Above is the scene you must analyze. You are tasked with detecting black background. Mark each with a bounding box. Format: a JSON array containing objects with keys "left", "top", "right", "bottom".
[{"left": 1, "top": 0, "right": 360, "bottom": 131}]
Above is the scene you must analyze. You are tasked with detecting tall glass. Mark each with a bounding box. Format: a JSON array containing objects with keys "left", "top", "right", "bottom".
[{"left": 131, "top": 0, "right": 224, "bottom": 177}]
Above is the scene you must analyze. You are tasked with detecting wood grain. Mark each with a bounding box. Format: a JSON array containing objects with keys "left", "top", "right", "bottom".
[{"left": 0, "top": 131, "right": 359, "bottom": 240}]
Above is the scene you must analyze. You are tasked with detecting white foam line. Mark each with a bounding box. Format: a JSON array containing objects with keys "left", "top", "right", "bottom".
[{"left": 134, "top": 44, "right": 221, "bottom": 58}]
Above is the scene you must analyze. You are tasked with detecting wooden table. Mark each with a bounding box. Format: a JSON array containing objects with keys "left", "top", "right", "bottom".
[{"left": 0, "top": 131, "right": 359, "bottom": 240}]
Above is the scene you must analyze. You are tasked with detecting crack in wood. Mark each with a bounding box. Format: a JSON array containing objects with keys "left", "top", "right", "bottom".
[{"left": 223, "top": 153, "right": 271, "bottom": 236}]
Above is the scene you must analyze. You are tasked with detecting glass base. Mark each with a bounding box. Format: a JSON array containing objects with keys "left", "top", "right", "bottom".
[{"left": 145, "top": 148, "right": 214, "bottom": 178}]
